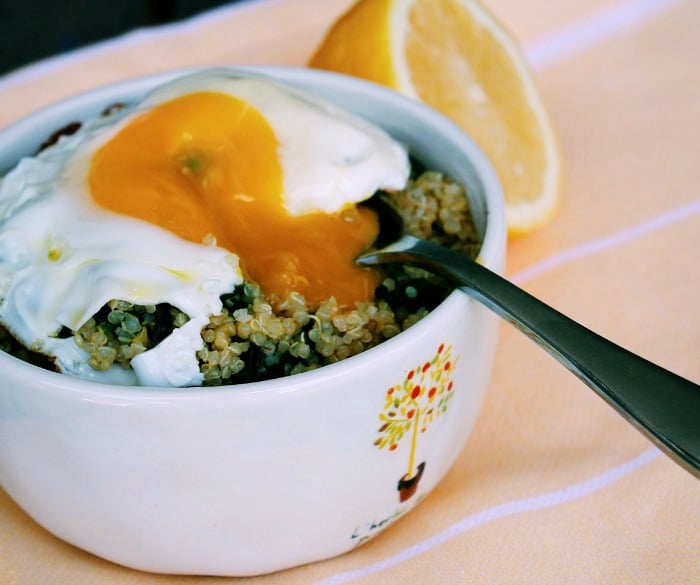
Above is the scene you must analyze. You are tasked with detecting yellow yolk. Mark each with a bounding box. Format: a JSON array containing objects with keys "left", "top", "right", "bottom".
[{"left": 88, "top": 92, "right": 380, "bottom": 308}]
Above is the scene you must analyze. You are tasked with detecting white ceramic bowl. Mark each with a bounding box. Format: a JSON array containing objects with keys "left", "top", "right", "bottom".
[{"left": 0, "top": 66, "right": 505, "bottom": 576}]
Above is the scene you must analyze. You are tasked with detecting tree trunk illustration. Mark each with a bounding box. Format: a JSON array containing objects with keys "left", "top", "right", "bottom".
[{"left": 374, "top": 343, "right": 458, "bottom": 503}]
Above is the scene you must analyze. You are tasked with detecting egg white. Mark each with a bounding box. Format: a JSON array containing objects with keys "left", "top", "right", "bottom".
[
  {"left": 0, "top": 70, "right": 409, "bottom": 387},
  {"left": 0, "top": 123, "right": 242, "bottom": 386}
]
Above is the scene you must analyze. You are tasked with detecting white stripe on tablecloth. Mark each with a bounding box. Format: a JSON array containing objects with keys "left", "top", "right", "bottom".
[
  {"left": 526, "top": 0, "right": 682, "bottom": 70},
  {"left": 311, "top": 449, "right": 661, "bottom": 585},
  {"left": 510, "top": 199, "right": 700, "bottom": 285}
]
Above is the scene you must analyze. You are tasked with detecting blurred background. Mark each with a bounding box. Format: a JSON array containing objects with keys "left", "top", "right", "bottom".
[{"left": 0, "top": 0, "right": 242, "bottom": 75}]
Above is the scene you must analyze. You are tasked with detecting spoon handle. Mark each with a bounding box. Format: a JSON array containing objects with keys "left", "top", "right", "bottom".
[{"left": 362, "top": 236, "right": 700, "bottom": 477}]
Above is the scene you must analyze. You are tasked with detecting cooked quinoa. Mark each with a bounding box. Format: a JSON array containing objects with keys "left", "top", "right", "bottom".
[{"left": 0, "top": 168, "right": 479, "bottom": 386}]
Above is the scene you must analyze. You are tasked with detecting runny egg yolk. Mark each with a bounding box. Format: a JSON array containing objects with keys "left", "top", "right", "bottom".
[{"left": 88, "top": 91, "right": 380, "bottom": 308}]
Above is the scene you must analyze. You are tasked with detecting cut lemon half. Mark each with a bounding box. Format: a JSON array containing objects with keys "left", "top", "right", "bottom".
[{"left": 309, "top": 0, "right": 562, "bottom": 235}]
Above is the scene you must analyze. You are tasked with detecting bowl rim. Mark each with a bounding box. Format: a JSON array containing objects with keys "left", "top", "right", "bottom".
[{"left": 0, "top": 65, "right": 506, "bottom": 399}]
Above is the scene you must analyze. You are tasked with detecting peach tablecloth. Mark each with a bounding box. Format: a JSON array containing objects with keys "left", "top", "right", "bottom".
[{"left": 1, "top": 0, "right": 698, "bottom": 583}]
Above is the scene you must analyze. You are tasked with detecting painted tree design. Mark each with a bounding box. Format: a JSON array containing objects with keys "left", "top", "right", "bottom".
[{"left": 374, "top": 343, "right": 458, "bottom": 500}]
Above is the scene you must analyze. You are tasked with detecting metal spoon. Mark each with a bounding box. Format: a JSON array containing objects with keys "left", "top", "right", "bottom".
[{"left": 358, "top": 195, "right": 700, "bottom": 478}]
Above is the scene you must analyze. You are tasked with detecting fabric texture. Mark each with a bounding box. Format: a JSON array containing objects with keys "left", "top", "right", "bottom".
[{"left": 0, "top": 0, "right": 698, "bottom": 583}]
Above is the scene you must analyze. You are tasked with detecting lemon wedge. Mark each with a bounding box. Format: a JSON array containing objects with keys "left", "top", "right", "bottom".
[{"left": 309, "top": 0, "right": 563, "bottom": 234}]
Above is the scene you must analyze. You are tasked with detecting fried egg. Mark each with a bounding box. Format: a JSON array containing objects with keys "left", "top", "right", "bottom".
[{"left": 0, "top": 70, "right": 410, "bottom": 387}]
